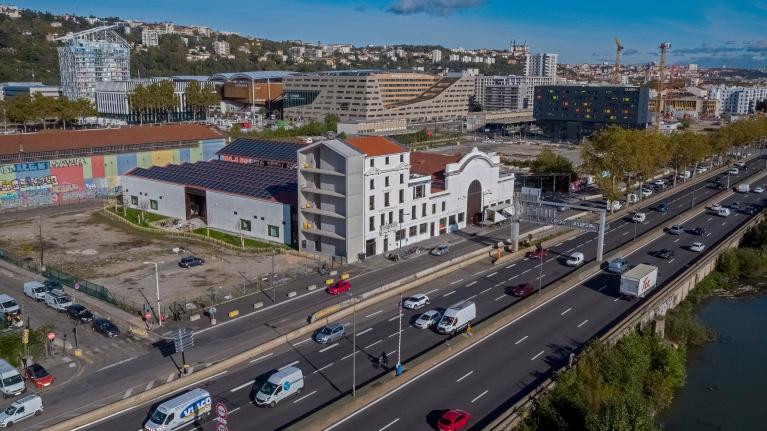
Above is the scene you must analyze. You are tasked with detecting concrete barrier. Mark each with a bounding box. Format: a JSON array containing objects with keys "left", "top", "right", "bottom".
[
  {"left": 253, "top": 302, "right": 264, "bottom": 309},
  {"left": 189, "top": 314, "right": 200, "bottom": 322},
  {"left": 228, "top": 310, "right": 240, "bottom": 318},
  {"left": 287, "top": 291, "right": 297, "bottom": 298},
  {"left": 307, "top": 284, "right": 317, "bottom": 291}
]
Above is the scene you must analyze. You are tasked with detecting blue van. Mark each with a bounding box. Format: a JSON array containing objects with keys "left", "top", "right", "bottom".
[{"left": 656, "top": 202, "right": 669, "bottom": 213}]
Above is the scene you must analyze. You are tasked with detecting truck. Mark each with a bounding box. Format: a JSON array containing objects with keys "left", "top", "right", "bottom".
[
  {"left": 737, "top": 183, "right": 750, "bottom": 193},
  {"left": 619, "top": 264, "right": 658, "bottom": 299},
  {"left": 144, "top": 388, "right": 211, "bottom": 431},
  {"left": 437, "top": 300, "right": 476, "bottom": 335}
]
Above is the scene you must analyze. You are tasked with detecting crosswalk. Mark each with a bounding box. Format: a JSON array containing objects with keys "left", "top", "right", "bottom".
[
  {"left": 118, "top": 362, "right": 216, "bottom": 400},
  {"left": 74, "top": 334, "right": 145, "bottom": 365}
]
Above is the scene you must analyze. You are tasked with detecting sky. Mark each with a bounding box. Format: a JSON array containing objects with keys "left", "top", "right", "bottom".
[{"left": 14, "top": 0, "right": 767, "bottom": 68}]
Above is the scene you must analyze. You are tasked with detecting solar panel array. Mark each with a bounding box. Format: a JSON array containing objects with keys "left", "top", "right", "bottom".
[
  {"left": 217, "top": 138, "right": 302, "bottom": 163},
  {"left": 128, "top": 160, "right": 297, "bottom": 202}
]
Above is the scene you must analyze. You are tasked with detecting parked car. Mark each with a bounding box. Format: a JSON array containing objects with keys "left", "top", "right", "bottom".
[
  {"left": 23, "top": 364, "right": 54, "bottom": 389},
  {"left": 690, "top": 227, "right": 707, "bottom": 236},
  {"left": 92, "top": 319, "right": 119, "bottom": 337},
  {"left": 754, "top": 186, "right": 764, "bottom": 194},
  {"left": 23, "top": 282, "right": 48, "bottom": 301},
  {"left": 665, "top": 224, "right": 684, "bottom": 235},
  {"left": 607, "top": 257, "right": 629, "bottom": 274},
  {"left": 640, "top": 188, "right": 653, "bottom": 197},
  {"left": 314, "top": 323, "right": 345, "bottom": 344},
  {"left": 525, "top": 248, "right": 549, "bottom": 260},
  {"left": 178, "top": 256, "right": 204, "bottom": 268},
  {"left": 730, "top": 201, "right": 742, "bottom": 210},
  {"left": 653, "top": 179, "right": 667, "bottom": 187},
  {"left": 631, "top": 212, "right": 646, "bottom": 223},
  {"left": 438, "top": 409, "right": 471, "bottom": 431},
  {"left": 430, "top": 244, "right": 450, "bottom": 256},
  {"left": 696, "top": 165, "right": 708, "bottom": 173},
  {"left": 509, "top": 282, "right": 535, "bottom": 298},
  {"left": 65, "top": 304, "right": 94, "bottom": 323},
  {"left": 655, "top": 249, "right": 675, "bottom": 260},
  {"left": 656, "top": 202, "right": 669, "bottom": 213},
  {"left": 402, "top": 294, "right": 430, "bottom": 309},
  {"left": 414, "top": 310, "right": 442, "bottom": 329},
  {"left": 43, "top": 291, "right": 72, "bottom": 312},
  {"left": 0, "top": 395, "right": 43, "bottom": 428},
  {"left": 327, "top": 279, "right": 351, "bottom": 295},
  {"left": 689, "top": 242, "right": 706, "bottom": 252}
]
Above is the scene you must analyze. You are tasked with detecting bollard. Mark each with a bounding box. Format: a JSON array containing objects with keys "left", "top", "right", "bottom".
[
  {"left": 253, "top": 302, "right": 263, "bottom": 309},
  {"left": 287, "top": 291, "right": 297, "bottom": 298},
  {"left": 329, "top": 270, "right": 338, "bottom": 276},
  {"left": 307, "top": 284, "right": 317, "bottom": 291},
  {"left": 228, "top": 310, "right": 240, "bottom": 318},
  {"left": 211, "top": 318, "right": 217, "bottom": 325}
]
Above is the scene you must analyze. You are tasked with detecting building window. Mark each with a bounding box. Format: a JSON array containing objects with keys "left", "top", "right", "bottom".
[
  {"left": 400, "top": 154, "right": 404, "bottom": 163},
  {"left": 370, "top": 179, "right": 375, "bottom": 190},
  {"left": 449, "top": 215, "right": 456, "bottom": 226},
  {"left": 385, "top": 156, "right": 390, "bottom": 164},
  {"left": 413, "top": 185, "right": 425, "bottom": 199},
  {"left": 369, "top": 216, "right": 375, "bottom": 232},
  {"left": 381, "top": 214, "right": 386, "bottom": 225},
  {"left": 419, "top": 223, "right": 428, "bottom": 234},
  {"left": 442, "top": 201, "right": 446, "bottom": 212},
  {"left": 384, "top": 192, "right": 390, "bottom": 207},
  {"left": 400, "top": 174, "right": 404, "bottom": 184},
  {"left": 458, "top": 212, "right": 465, "bottom": 223},
  {"left": 422, "top": 203, "right": 427, "bottom": 217},
  {"left": 388, "top": 211, "right": 393, "bottom": 224},
  {"left": 409, "top": 225, "right": 417, "bottom": 237},
  {"left": 149, "top": 199, "right": 158, "bottom": 210},
  {"left": 370, "top": 159, "right": 374, "bottom": 167},
  {"left": 412, "top": 205, "right": 416, "bottom": 219},
  {"left": 369, "top": 195, "right": 375, "bottom": 210},
  {"left": 130, "top": 195, "right": 138, "bottom": 205},
  {"left": 395, "top": 229, "right": 404, "bottom": 241},
  {"left": 385, "top": 176, "right": 390, "bottom": 187},
  {"left": 268, "top": 225, "right": 280, "bottom": 238},
  {"left": 432, "top": 203, "right": 436, "bottom": 214},
  {"left": 240, "top": 219, "right": 252, "bottom": 231},
  {"left": 399, "top": 189, "right": 404, "bottom": 204},
  {"left": 399, "top": 209, "right": 404, "bottom": 223}
]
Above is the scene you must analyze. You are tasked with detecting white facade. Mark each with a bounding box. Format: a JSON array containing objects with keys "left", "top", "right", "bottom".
[
  {"left": 432, "top": 49, "right": 442, "bottom": 63},
  {"left": 524, "top": 53, "right": 558, "bottom": 79},
  {"left": 213, "top": 41, "right": 230, "bottom": 56},
  {"left": 475, "top": 75, "right": 554, "bottom": 110},
  {"left": 141, "top": 30, "right": 159, "bottom": 47},
  {"left": 709, "top": 85, "right": 767, "bottom": 115},
  {"left": 449, "top": 54, "right": 460, "bottom": 62}
]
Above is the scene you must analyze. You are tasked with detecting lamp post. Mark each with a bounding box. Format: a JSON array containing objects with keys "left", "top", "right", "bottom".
[
  {"left": 396, "top": 293, "right": 403, "bottom": 375},
  {"left": 346, "top": 291, "right": 357, "bottom": 397},
  {"left": 144, "top": 261, "right": 164, "bottom": 326}
]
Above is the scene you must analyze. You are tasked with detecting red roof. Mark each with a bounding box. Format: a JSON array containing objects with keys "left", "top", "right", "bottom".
[
  {"left": 410, "top": 152, "right": 461, "bottom": 176},
  {"left": 0, "top": 124, "right": 222, "bottom": 156},
  {"left": 344, "top": 136, "right": 405, "bottom": 157}
]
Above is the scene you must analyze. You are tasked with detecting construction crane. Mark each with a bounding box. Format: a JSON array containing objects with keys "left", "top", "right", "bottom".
[
  {"left": 655, "top": 42, "right": 671, "bottom": 130},
  {"left": 612, "top": 37, "right": 624, "bottom": 84}
]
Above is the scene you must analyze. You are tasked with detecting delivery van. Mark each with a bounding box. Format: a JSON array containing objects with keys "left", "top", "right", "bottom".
[
  {"left": 43, "top": 291, "right": 72, "bottom": 312},
  {"left": 255, "top": 366, "right": 304, "bottom": 407},
  {"left": 0, "top": 359, "right": 26, "bottom": 399},
  {"left": 737, "top": 183, "right": 750, "bottom": 193},
  {"left": 437, "top": 300, "right": 476, "bottom": 335},
  {"left": 0, "top": 394, "right": 42, "bottom": 427},
  {"left": 143, "top": 388, "right": 211, "bottom": 431},
  {"left": 23, "top": 281, "right": 48, "bottom": 301},
  {"left": 565, "top": 252, "right": 585, "bottom": 267},
  {"left": 0, "top": 295, "right": 20, "bottom": 318}
]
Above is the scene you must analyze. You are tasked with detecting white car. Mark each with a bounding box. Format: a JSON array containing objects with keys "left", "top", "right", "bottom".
[
  {"left": 696, "top": 166, "right": 708, "bottom": 173},
  {"left": 709, "top": 203, "right": 724, "bottom": 212},
  {"left": 653, "top": 179, "right": 666, "bottom": 187},
  {"left": 754, "top": 186, "right": 764, "bottom": 194},
  {"left": 689, "top": 242, "right": 705, "bottom": 252},
  {"left": 640, "top": 188, "right": 653, "bottom": 197},
  {"left": 413, "top": 310, "right": 442, "bottom": 329},
  {"left": 632, "top": 212, "right": 646, "bottom": 223},
  {"left": 402, "top": 294, "right": 430, "bottom": 309}
]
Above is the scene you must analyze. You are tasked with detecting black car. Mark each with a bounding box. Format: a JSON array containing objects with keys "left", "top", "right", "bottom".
[
  {"left": 655, "top": 249, "right": 675, "bottom": 259},
  {"left": 66, "top": 304, "right": 94, "bottom": 323},
  {"left": 730, "top": 201, "right": 742, "bottom": 210},
  {"left": 744, "top": 206, "right": 759, "bottom": 215},
  {"left": 43, "top": 279, "right": 63, "bottom": 292},
  {"left": 92, "top": 318, "right": 119, "bottom": 337},
  {"left": 690, "top": 227, "right": 707, "bottom": 236},
  {"left": 178, "top": 256, "right": 205, "bottom": 268}
]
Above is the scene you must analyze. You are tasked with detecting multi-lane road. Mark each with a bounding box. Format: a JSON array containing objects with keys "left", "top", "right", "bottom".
[{"left": 70, "top": 158, "right": 766, "bottom": 431}]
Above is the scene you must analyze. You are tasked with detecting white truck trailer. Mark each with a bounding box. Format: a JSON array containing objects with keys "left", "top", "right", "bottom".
[{"left": 619, "top": 264, "right": 658, "bottom": 299}]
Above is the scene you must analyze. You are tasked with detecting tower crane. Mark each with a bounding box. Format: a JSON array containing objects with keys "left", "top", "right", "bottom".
[
  {"left": 613, "top": 37, "right": 623, "bottom": 84},
  {"left": 655, "top": 42, "right": 671, "bottom": 130}
]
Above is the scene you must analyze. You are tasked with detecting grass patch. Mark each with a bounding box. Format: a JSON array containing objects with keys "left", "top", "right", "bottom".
[
  {"left": 192, "top": 228, "right": 278, "bottom": 250},
  {"left": 108, "top": 206, "right": 167, "bottom": 227}
]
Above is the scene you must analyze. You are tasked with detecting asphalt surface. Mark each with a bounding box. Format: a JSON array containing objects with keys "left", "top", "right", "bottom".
[{"left": 65, "top": 158, "right": 767, "bottom": 431}]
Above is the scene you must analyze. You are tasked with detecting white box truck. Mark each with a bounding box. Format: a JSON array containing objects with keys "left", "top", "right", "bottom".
[
  {"left": 437, "top": 300, "right": 476, "bottom": 335},
  {"left": 255, "top": 366, "right": 304, "bottom": 407},
  {"left": 737, "top": 183, "right": 750, "bottom": 193},
  {"left": 143, "top": 388, "right": 211, "bottom": 431},
  {"left": 619, "top": 264, "right": 658, "bottom": 299}
]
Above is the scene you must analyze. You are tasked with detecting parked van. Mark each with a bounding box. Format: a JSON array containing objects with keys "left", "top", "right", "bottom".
[
  {"left": 627, "top": 193, "right": 639, "bottom": 204},
  {"left": 143, "top": 388, "right": 211, "bottom": 431},
  {"left": 437, "top": 301, "right": 476, "bottom": 335},
  {"left": 606, "top": 200, "right": 623, "bottom": 211},
  {"left": 23, "top": 281, "right": 48, "bottom": 301},
  {"left": 0, "top": 359, "right": 25, "bottom": 399},
  {"left": 0, "top": 295, "right": 20, "bottom": 317},
  {"left": 729, "top": 167, "right": 739, "bottom": 175},
  {"left": 631, "top": 212, "right": 646, "bottom": 223},
  {"left": 255, "top": 367, "right": 304, "bottom": 407},
  {"left": 737, "top": 183, "right": 750, "bottom": 193},
  {"left": 0, "top": 394, "right": 42, "bottom": 427},
  {"left": 565, "top": 252, "right": 585, "bottom": 267},
  {"left": 43, "top": 291, "right": 72, "bottom": 312},
  {"left": 718, "top": 208, "right": 731, "bottom": 217}
]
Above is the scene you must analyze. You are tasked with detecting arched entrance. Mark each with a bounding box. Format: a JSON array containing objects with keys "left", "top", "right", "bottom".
[{"left": 467, "top": 180, "right": 482, "bottom": 224}]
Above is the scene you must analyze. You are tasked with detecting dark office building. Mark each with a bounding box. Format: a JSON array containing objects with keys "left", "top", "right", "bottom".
[{"left": 533, "top": 85, "right": 649, "bottom": 141}]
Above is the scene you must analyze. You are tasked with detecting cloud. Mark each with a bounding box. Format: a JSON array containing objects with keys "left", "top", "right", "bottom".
[
  {"left": 725, "top": 40, "right": 738, "bottom": 45},
  {"left": 622, "top": 48, "right": 639, "bottom": 56},
  {"left": 353, "top": 4, "right": 368, "bottom": 11},
  {"left": 673, "top": 44, "right": 741, "bottom": 55},
  {"left": 387, "top": 0, "right": 484, "bottom": 16},
  {"left": 745, "top": 40, "right": 767, "bottom": 52}
]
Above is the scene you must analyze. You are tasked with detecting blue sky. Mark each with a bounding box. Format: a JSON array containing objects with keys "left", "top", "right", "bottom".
[{"left": 15, "top": 0, "right": 767, "bottom": 68}]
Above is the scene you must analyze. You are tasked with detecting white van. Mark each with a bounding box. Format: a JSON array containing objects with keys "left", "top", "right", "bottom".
[
  {"left": 632, "top": 212, "right": 646, "bottom": 223},
  {"left": 0, "top": 394, "right": 42, "bottom": 427},
  {"left": 43, "top": 291, "right": 72, "bottom": 312},
  {"left": 566, "top": 252, "right": 585, "bottom": 267},
  {"left": 737, "top": 183, "right": 750, "bottom": 193},
  {"left": 437, "top": 300, "right": 476, "bottom": 335},
  {"left": 143, "top": 388, "right": 211, "bottom": 431},
  {"left": 23, "top": 282, "right": 48, "bottom": 301},
  {"left": 718, "top": 208, "right": 731, "bottom": 217},
  {"left": 0, "top": 360, "right": 25, "bottom": 399},
  {"left": 255, "top": 366, "right": 304, "bottom": 407},
  {"left": 0, "top": 295, "right": 20, "bottom": 317}
]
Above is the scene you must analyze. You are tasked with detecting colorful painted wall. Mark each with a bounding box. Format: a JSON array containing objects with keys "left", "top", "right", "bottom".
[{"left": 0, "top": 138, "right": 225, "bottom": 209}]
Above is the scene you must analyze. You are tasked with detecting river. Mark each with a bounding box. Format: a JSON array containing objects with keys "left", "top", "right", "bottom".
[{"left": 659, "top": 293, "right": 767, "bottom": 430}]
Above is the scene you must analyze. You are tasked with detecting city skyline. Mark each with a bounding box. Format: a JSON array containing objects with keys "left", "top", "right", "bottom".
[{"left": 13, "top": 0, "right": 767, "bottom": 68}]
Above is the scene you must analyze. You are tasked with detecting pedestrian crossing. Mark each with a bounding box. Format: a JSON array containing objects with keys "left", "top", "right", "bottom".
[
  {"left": 73, "top": 334, "right": 145, "bottom": 365},
  {"left": 118, "top": 363, "right": 213, "bottom": 400}
]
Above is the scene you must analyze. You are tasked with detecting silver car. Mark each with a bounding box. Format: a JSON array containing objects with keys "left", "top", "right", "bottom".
[
  {"left": 414, "top": 310, "right": 442, "bottom": 329},
  {"left": 430, "top": 244, "right": 449, "bottom": 256},
  {"left": 314, "top": 323, "right": 345, "bottom": 344}
]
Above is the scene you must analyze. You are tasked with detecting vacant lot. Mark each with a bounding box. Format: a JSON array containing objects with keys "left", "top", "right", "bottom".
[{"left": 0, "top": 206, "right": 308, "bottom": 307}]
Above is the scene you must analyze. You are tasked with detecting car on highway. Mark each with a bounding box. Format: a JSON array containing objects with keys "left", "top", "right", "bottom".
[
  {"left": 631, "top": 212, "right": 646, "bottom": 223},
  {"left": 655, "top": 249, "right": 675, "bottom": 260},
  {"left": 402, "top": 294, "right": 430, "bottom": 309},
  {"left": 525, "top": 248, "right": 549, "bottom": 260},
  {"left": 735, "top": 161, "right": 746, "bottom": 168},
  {"left": 508, "top": 282, "right": 535, "bottom": 298},
  {"left": 565, "top": 252, "right": 585, "bottom": 267},
  {"left": 178, "top": 256, "right": 204, "bottom": 268},
  {"left": 92, "top": 318, "right": 119, "bottom": 337},
  {"left": 23, "top": 364, "right": 54, "bottom": 389},
  {"left": 689, "top": 242, "right": 706, "bottom": 252},
  {"left": 709, "top": 203, "right": 724, "bottom": 212},
  {"left": 730, "top": 201, "right": 742, "bottom": 210},
  {"left": 665, "top": 224, "right": 684, "bottom": 235},
  {"left": 744, "top": 206, "right": 759, "bottom": 215},
  {"left": 0, "top": 395, "right": 43, "bottom": 428},
  {"left": 754, "top": 186, "right": 764, "bottom": 194},
  {"left": 653, "top": 179, "right": 667, "bottom": 187},
  {"left": 66, "top": 304, "right": 94, "bottom": 323},
  {"left": 314, "top": 323, "right": 345, "bottom": 344},
  {"left": 438, "top": 409, "right": 471, "bottom": 431},
  {"left": 690, "top": 227, "right": 707, "bottom": 236},
  {"left": 414, "top": 310, "right": 442, "bottom": 329},
  {"left": 430, "top": 244, "right": 450, "bottom": 256},
  {"left": 327, "top": 279, "right": 351, "bottom": 295},
  {"left": 656, "top": 202, "right": 669, "bottom": 213},
  {"left": 606, "top": 257, "right": 629, "bottom": 274},
  {"left": 718, "top": 208, "right": 732, "bottom": 217}
]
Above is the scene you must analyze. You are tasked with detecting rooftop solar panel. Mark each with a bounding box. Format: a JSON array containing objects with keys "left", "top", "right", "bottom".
[{"left": 217, "top": 138, "right": 303, "bottom": 163}]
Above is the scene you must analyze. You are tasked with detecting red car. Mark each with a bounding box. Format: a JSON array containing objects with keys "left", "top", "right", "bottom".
[
  {"left": 438, "top": 409, "right": 471, "bottom": 431},
  {"left": 327, "top": 279, "right": 351, "bottom": 295},
  {"left": 525, "top": 248, "right": 549, "bottom": 259},
  {"left": 509, "top": 282, "right": 535, "bottom": 298},
  {"left": 24, "top": 364, "right": 54, "bottom": 388}
]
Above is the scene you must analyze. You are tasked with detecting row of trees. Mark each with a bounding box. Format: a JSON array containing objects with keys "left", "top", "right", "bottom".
[
  {"left": 128, "top": 80, "right": 219, "bottom": 124},
  {"left": 582, "top": 117, "right": 767, "bottom": 210},
  {"left": 0, "top": 94, "right": 96, "bottom": 131}
]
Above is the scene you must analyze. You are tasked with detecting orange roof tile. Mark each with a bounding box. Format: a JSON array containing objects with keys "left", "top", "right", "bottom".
[
  {"left": 344, "top": 136, "right": 405, "bottom": 157},
  {"left": 410, "top": 152, "right": 461, "bottom": 176}
]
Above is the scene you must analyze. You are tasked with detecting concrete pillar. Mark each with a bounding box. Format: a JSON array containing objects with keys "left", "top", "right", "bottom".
[
  {"left": 654, "top": 316, "right": 665, "bottom": 338},
  {"left": 596, "top": 210, "right": 606, "bottom": 263},
  {"left": 511, "top": 220, "right": 520, "bottom": 252}
]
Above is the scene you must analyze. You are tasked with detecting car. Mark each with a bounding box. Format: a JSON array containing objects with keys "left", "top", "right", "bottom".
[
  {"left": 65, "top": 304, "right": 94, "bottom": 323},
  {"left": 690, "top": 227, "right": 707, "bottom": 236},
  {"left": 696, "top": 166, "right": 708, "bottom": 173},
  {"left": 525, "top": 248, "right": 549, "bottom": 260},
  {"left": 414, "top": 310, "right": 442, "bottom": 329},
  {"left": 314, "top": 323, "right": 345, "bottom": 344},
  {"left": 178, "top": 256, "right": 204, "bottom": 268},
  {"left": 730, "top": 201, "right": 742, "bottom": 210},
  {"left": 655, "top": 249, "right": 675, "bottom": 260},
  {"left": 735, "top": 161, "right": 746, "bottom": 168},
  {"left": 744, "top": 206, "right": 759, "bottom": 215},
  {"left": 729, "top": 167, "right": 739, "bottom": 175},
  {"left": 689, "top": 242, "right": 706, "bottom": 252},
  {"left": 666, "top": 224, "right": 684, "bottom": 235},
  {"left": 430, "top": 244, "right": 450, "bottom": 256},
  {"left": 656, "top": 202, "right": 669, "bottom": 213},
  {"left": 43, "top": 280, "right": 63, "bottom": 292},
  {"left": 509, "top": 282, "right": 535, "bottom": 298},
  {"left": 327, "top": 279, "right": 351, "bottom": 295},
  {"left": 565, "top": 252, "right": 585, "bottom": 267},
  {"left": 92, "top": 318, "right": 119, "bottom": 337},
  {"left": 606, "top": 257, "right": 629, "bottom": 274},
  {"left": 709, "top": 203, "right": 724, "bottom": 212},
  {"left": 754, "top": 186, "right": 765, "bottom": 194},
  {"left": 23, "top": 364, "right": 54, "bottom": 389},
  {"left": 640, "top": 188, "right": 653, "bottom": 197},
  {"left": 631, "top": 212, "right": 646, "bottom": 223},
  {"left": 402, "top": 294, "right": 430, "bottom": 309},
  {"left": 438, "top": 409, "right": 471, "bottom": 431},
  {"left": 653, "top": 179, "right": 666, "bottom": 187}
]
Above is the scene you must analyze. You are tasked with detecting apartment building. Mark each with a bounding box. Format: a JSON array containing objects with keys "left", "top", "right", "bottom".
[
  {"left": 524, "top": 53, "right": 558, "bottom": 79},
  {"left": 141, "top": 29, "right": 159, "bottom": 47},
  {"left": 475, "top": 75, "right": 554, "bottom": 110},
  {"left": 213, "top": 41, "right": 230, "bottom": 56},
  {"left": 709, "top": 85, "right": 767, "bottom": 115}
]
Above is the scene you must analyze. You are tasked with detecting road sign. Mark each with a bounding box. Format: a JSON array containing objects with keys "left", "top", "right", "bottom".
[
  {"left": 74, "top": 282, "right": 80, "bottom": 290},
  {"left": 215, "top": 402, "right": 228, "bottom": 419},
  {"left": 216, "top": 424, "right": 228, "bottom": 431},
  {"left": 47, "top": 332, "right": 55, "bottom": 341},
  {"left": 145, "top": 311, "right": 151, "bottom": 320},
  {"left": 173, "top": 328, "right": 195, "bottom": 352}
]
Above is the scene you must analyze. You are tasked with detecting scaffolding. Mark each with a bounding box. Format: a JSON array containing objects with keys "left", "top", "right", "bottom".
[{"left": 56, "top": 25, "right": 130, "bottom": 102}]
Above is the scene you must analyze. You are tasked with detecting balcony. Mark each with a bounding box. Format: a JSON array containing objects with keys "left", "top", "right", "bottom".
[
  {"left": 301, "top": 224, "right": 345, "bottom": 240},
  {"left": 301, "top": 185, "right": 345, "bottom": 198},
  {"left": 301, "top": 206, "right": 345, "bottom": 219},
  {"left": 301, "top": 166, "right": 345, "bottom": 177}
]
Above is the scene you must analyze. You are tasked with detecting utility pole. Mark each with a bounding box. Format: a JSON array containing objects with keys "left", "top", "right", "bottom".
[
  {"left": 38, "top": 217, "right": 44, "bottom": 270},
  {"left": 348, "top": 292, "right": 357, "bottom": 397},
  {"left": 144, "top": 261, "right": 164, "bottom": 326},
  {"left": 271, "top": 249, "right": 276, "bottom": 303},
  {"left": 537, "top": 251, "right": 544, "bottom": 295},
  {"left": 396, "top": 293, "right": 403, "bottom": 375}
]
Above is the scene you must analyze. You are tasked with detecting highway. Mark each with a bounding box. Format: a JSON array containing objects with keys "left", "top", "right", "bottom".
[{"left": 71, "top": 158, "right": 766, "bottom": 431}]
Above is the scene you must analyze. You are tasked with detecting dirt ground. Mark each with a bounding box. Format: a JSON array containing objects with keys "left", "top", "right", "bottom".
[
  {"left": 0, "top": 206, "right": 309, "bottom": 306},
  {"left": 422, "top": 138, "right": 582, "bottom": 166}
]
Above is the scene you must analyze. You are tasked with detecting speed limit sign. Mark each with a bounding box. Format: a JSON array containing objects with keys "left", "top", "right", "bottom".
[
  {"left": 216, "top": 424, "right": 228, "bottom": 431},
  {"left": 215, "top": 402, "right": 228, "bottom": 419}
]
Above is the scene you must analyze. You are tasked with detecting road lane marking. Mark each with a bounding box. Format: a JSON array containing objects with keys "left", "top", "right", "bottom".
[
  {"left": 425, "top": 288, "right": 439, "bottom": 295},
  {"left": 166, "top": 373, "right": 175, "bottom": 383},
  {"left": 389, "top": 331, "right": 402, "bottom": 338},
  {"left": 673, "top": 238, "right": 680, "bottom": 243},
  {"left": 230, "top": 379, "right": 255, "bottom": 392},
  {"left": 668, "top": 258, "right": 675, "bottom": 264},
  {"left": 466, "top": 281, "right": 478, "bottom": 287},
  {"left": 505, "top": 263, "right": 516, "bottom": 269},
  {"left": 531, "top": 351, "right": 545, "bottom": 361},
  {"left": 480, "top": 288, "right": 492, "bottom": 294},
  {"left": 471, "top": 390, "right": 489, "bottom": 403},
  {"left": 613, "top": 297, "right": 620, "bottom": 302},
  {"left": 473, "top": 269, "right": 487, "bottom": 276},
  {"left": 250, "top": 352, "right": 273, "bottom": 363},
  {"left": 515, "top": 335, "right": 528, "bottom": 344},
  {"left": 561, "top": 307, "right": 572, "bottom": 316},
  {"left": 365, "top": 310, "right": 383, "bottom": 318},
  {"left": 456, "top": 371, "right": 474, "bottom": 382},
  {"left": 508, "top": 275, "right": 518, "bottom": 280},
  {"left": 96, "top": 357, "right": 136, "bottom": 373},
  {"left": 578, "top": 320, "right": 589, "bottom": 328},
  {"left": 313, "top": 363, "right": 334, "bottom": 374},
  {"left": 278, "top": 360, "right": 300, "bottom": 371},
  {"left": 378, "top": 418, "right": 400, "bottom": 431},
  {"left": 465, "top": 295, "right": 477, "bottom": 301},
  {"left": 450, "top": 279, "right": 464, "bottom": 285},
  {"left": 122, "top": 388, "right": 133, "bottom": 399},
  {"left": 722, "top": 222, "right": 727, "bottom": 226},
  {"left": 341, "top": 351, "right": 358, "bottom": 360},
  {"left": 554, "top": 242, "right": 563, "bottom": 247},
  {"left": 357, "top": 328, "right": 373, "bottom": 336},
  {"left": 495, "top": 282, "right": 505, "bottom": 287},
  {"left": 365, "top": 340, "right": 383, "bottom": 349},
  {"left": 388, "top": 315, "right": 400, "bottom": 322},
  {"left": 145, "top": 381, "right": 154, "bottom": 391},
  {"left": 319, "top": 343, "right": 339, "bottom": 353},
  {"left": 521, "top": 269, "right": 531, "bottom": 274},
  {"left": 487, "top": 272, "right": 498, "bottom": 277},
  {"left": 293, "top": 390, "right": 318, "bottom": 404},
  {"left": 707, "top": 217, "right": 713, "bottom": 221},
  {"left": 622, "top": 231, "right": 629, "bottom": 236},
  {"left": 495, "top": 295, "right": 506, "bottom": 301},
  {"left": 294, "top": 338, "right": 312, "bottom": 346},
  {"left": 443, "top": 290, "right": 456, "bottom": 297},
  {"left": 706, "top": 232, "right": 712, "bottom": 237}
]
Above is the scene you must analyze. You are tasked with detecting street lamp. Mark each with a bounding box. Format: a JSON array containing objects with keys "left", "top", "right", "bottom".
[
  {"left": 346, "top": 291, "right": 357, "bottom": 397},
  {"left": 144, "top": 261, "right": 165, "bottom": 326}
]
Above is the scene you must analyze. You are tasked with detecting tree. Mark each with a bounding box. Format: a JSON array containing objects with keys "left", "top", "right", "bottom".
[
  {"left": 6, "top": 94, "right": 34, "bottom": 132},
  {"left": 184, "top": 80, "right": 203, "bottom": 121},
  {"left": 323, "top": 113, "right": 340, "bottom": 132},
  {"left": 150, "top": 80, "right": 178, "bottom": 123},
  {"left": 54, "top": 98, "right": 77, "bottom": 129},
  {"left": 129, "top": 84, "right": 150, "bottom": 125},
  {"left": 31, "top": 93, "right": 55, "bottom": 129},
  {"left": 198, "top": 82, "right": 219, "bottom": 121}
]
